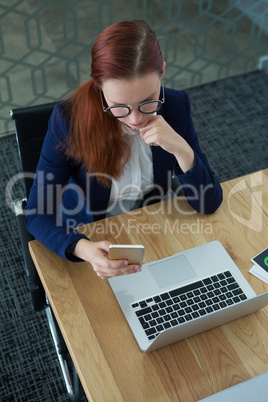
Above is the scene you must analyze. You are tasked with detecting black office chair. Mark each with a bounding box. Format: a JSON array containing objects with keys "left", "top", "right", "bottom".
[{"left": 10, "top": 102, "right": 82, "bottom": 400}]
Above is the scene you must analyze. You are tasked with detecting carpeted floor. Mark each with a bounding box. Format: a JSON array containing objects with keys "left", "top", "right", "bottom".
[
  {"left": 186, "top": 70, "right": 268, "bottom": 182},
  {"left": 0, "top": 70, "right": 267, "bottom": 401}
]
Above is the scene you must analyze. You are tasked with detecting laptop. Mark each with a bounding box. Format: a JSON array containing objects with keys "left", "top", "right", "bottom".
[
  {"left": 198, "top": 371, "right": 268, "bottom": 402},
  {"left": 108, "top": 241, "right": 268, "bottom": 352}
]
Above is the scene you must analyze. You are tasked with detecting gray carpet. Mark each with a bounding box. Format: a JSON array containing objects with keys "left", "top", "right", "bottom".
[
  {"left": 187, "top": 70, "right": 268, "bottom": 182},
  {"left": 0, "top": 70, "right": 267, "bottom": 401}
]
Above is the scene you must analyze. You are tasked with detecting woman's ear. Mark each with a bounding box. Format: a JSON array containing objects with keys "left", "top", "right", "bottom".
[{"left": 161, "top": 61, "right": 166, "bottom": 79}]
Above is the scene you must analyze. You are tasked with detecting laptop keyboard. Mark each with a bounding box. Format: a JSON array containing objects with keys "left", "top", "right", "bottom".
[{"left": 131, "top": 271, "right": 247, "bottom": 341}]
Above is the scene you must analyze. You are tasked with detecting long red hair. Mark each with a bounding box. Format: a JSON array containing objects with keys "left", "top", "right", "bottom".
[{"left": 64, "top": 20, "right": 163, "bottom": 186}]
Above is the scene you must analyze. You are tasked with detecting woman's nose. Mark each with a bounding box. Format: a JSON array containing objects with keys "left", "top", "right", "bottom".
[{"left": 127, "top": 107, "right": 143, "bottom": 124}]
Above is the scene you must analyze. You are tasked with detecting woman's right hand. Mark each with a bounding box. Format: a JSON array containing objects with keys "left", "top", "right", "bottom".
[{"left": 73, "top": 239, "right": 141, "bottom": 279}]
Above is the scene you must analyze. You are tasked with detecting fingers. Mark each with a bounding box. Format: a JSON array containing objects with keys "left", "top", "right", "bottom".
[
  {"left": 80, "top": 240, "right": 143, "bottom": 279},
  {"left": 140, "top": 114, "right": 162, "bottom": 130},
  {"left": 139, "top": 115, "right": 165, "bottom": 145},
  {"left": 140, "top": 125, "right": 158, "bottom": 145},
  {"left": 139, "top": 120, "right": 157, "bottom": 137},
  {"left": 95, "top": 260, "right": 142, "bottom": 279},
  {"left": 74, "top": 240, "right": 142, "bottom": 279},
  {"left": 89, "top": 242, "right": 142, "bottom": 279}
]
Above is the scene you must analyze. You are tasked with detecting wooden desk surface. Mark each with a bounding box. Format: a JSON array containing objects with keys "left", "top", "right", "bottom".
[{"left": 29, "top": 170, "right": 268, "bottom": 401}]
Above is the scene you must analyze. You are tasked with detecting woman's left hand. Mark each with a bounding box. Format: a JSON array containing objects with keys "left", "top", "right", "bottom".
[{"left": 139, "top": 115, "right": 195, "bottom": 173}]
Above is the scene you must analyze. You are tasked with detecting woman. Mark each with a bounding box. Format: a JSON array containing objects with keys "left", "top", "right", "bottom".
[{"left": 25, "top": 20, "right": 222, "bottom": 279}]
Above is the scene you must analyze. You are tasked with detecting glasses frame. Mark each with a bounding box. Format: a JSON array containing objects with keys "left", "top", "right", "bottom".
[{"left": 99, "top": 85, "right": 165, "bottom": 118}]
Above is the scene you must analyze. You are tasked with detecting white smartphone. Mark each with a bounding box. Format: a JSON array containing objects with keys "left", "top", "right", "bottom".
[{"left": 109, "top": 244, "right": 145, "bottom": 266}]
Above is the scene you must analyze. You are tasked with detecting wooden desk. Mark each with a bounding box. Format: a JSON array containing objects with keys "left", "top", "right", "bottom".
[{"left": 29, "top": 170, "right": 268, "bottom": 401}]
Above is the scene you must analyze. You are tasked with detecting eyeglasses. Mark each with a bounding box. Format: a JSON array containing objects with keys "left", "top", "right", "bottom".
[{"left": 99, "top": 85, "right": 165, "bottom": 118}]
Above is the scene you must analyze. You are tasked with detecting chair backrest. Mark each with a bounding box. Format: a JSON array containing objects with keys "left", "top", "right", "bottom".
[
  {"left": 10, "top": 102, "right": 82, "bottom": 397},
  {"left": 10, "top": 101, "right": 58, "bottom": 311},
  {"left": 10, "top": 101, "right": 58, "bottom": 197}
]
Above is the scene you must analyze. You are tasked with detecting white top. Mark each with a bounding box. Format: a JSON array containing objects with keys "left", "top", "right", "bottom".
[{"left": 106, "top": 123, "right": 154, "bottom": 217}]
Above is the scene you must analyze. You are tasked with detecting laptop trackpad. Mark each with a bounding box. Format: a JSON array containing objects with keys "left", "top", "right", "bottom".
[{"left": 148, "top": 255, "right": 197, "bottom": 289}]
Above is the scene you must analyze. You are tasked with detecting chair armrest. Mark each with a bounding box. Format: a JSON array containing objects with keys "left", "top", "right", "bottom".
[{"left": 14, "top": 199, "right": 47, "bottom": 311}]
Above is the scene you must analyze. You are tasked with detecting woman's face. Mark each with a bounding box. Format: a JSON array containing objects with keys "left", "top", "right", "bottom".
[{"left": 101, "top": 72, "right": 163, "bottom": 131}]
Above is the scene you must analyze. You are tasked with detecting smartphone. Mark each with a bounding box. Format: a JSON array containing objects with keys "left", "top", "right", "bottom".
[{"left": 109, "top": 244, "right": 145, "bottom": 266}]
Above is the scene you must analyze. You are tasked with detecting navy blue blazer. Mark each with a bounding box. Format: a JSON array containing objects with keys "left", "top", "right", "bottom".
[{"left": 25, "top": 87, "right": 222, "bottom": 261}]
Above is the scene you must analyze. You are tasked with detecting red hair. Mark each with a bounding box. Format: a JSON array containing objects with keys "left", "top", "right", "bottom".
[{"left": 64, "top": 20, "right": 163, "bottom": 186}]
